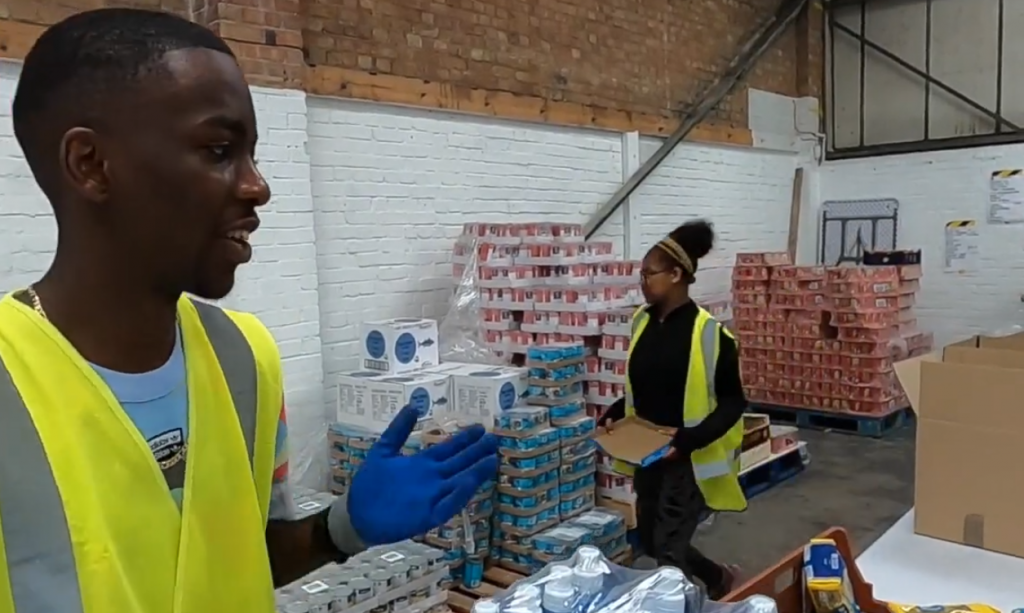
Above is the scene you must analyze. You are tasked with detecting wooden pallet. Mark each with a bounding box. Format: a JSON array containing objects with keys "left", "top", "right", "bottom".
[
  {"left": 448, "top": 549, "right": 633, "bottom": 613},
  {"left": 738, "top": 443, "right": 807, "bottom": 499},
  {"left": 750, "top": 404, "right": 910, "bottom": 437},
  {"left": 448, "top": 567, "right": 527, "bottom": 613}
]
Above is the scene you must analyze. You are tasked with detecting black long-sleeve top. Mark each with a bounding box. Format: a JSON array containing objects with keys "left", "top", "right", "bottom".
[{"left": 601, "top": 300, "right": 747, "bottom": 453}]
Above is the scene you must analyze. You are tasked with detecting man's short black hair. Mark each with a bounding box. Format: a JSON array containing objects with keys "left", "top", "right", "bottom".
[{"left": 12, "top": 8, "right": 235, "bottom": 191}]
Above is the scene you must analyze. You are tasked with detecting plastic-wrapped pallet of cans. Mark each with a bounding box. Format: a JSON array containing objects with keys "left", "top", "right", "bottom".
[
  {"left": 452, "top": 222, "right": 643, "bottom": 363},
  {"left": 732, "top": 253, "right": 933, "bottom": 415},
  {"left": 417, "top": 425, "right": 497, "bottom": 588},
  {"left": 523, "top": 343, "right": 597, "bottom": 521},
  {"left": 328, "top": 424, "right": 421, "bottom": 496},
  {"left": 492, "top": 401, "right": 561, "bottom": 573},
  {"left": 528, "top": 508, "right": 628, "bottom": 571},
  {"left": 274, "top": 540, "right": 450, "bottom": 613}
]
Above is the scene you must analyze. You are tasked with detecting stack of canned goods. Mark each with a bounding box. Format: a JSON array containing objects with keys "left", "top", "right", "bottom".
[
  {"left": 275, "top": 540, "right": 449, "bottom": 613},
  {"left": 329, "top": 424, "right": 423, "bottom": 497}
]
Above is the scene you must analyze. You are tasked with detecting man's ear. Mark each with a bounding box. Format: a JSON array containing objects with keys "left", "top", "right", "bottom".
[{"left": 60, "top": 127, "right": 109, "bottom": 203}]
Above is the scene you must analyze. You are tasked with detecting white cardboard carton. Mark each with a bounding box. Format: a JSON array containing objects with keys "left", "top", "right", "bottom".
[
  {"left": 336, "top": 370, "right": 388, "bottom": 426},
  {"left": 360, "top": 318, "right": 440, "bottom": 374},
  {"left": 450, "top": 366, "right": 529, "bottom": 428},
  {"left": 365, "top": 371, "right": 453, "bottom": 431}
]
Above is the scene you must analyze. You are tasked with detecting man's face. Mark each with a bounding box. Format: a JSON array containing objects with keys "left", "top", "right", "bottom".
[{"left": 95, "top": 48, "right": 271, "bottom": 300}]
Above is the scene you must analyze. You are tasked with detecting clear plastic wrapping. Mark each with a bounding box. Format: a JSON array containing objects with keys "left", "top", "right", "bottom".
[
  {"left": 474, "top": 545, "right": 776, "bottom": 613},
  {"left": 440, "top": 234, "right": 505, "bottom": 365}
]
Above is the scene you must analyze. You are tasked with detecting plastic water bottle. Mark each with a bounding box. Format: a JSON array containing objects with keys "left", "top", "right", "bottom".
[
  {"left": 642, "top": 590, "right": 688, "bottom": 613},
  {"left": 542, "top": 576, "right": 576, "bottom": 613},
  {"left": 507, "top": 585, "right": 542, "bottom": 613},
  {"left": 472, "top": 598, "right": 501, "bottom": 613},
  {"left": 571, "top": 566, "right": 604, "bottom": 611},
  {"left": 643, "top": 567, "right": 689, "bottom": 613}
]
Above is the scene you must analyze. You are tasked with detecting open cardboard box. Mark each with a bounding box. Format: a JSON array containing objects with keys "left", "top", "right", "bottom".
[
  {"left": 894, "top": 331, "right": 1024, "bottom": 559},
  {"left": 593, "top": 416, "right": 676, "bottom": 467}
]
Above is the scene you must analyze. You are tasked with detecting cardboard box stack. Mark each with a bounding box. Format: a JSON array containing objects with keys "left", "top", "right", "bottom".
[
  {"left": 896, "top": 332, "right": 1024, "bottom": 560},
  {"left": 336, "top": 317, "right": 444, "bottom": 433},
  {"left": 733, "top": 252, "right": 933, "bottom": 415}
]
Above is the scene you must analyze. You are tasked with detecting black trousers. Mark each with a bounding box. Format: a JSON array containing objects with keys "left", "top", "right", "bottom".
[{"left": 633, "top": 457, "right": 725, "bottom": 589}]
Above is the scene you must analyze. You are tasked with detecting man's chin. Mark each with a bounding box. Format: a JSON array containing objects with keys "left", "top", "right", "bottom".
[{"left": 189, "top": 274, "right": 236, "bottom": 303}]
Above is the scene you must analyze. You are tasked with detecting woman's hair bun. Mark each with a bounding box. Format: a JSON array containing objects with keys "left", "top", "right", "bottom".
[{"left": 669, "top": 219, "right": 715, "bottom": 260}]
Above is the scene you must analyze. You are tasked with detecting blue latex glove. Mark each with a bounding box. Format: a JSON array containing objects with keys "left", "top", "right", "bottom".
[{"left": 348, "top": 406, "right": 499, "bottom": 546}]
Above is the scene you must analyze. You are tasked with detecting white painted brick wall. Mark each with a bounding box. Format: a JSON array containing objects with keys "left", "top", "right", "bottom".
[
  {"left": 306, "top": 99, "right": 626, "bottom": 396},
  {"left": 815, "top": 146, "right": 1024, "bottom": 347},
  {"left": 636, "top": 137, "right": 798, "bottom": 302},
  {"left": 0, "top": 59, "right": 799, "bottom": 483}
]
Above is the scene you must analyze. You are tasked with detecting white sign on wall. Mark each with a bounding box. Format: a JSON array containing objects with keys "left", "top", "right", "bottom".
[
  {"left": 944, "top": 220, "right": 979, "bottom": 273},
  {"left": 988, "top": 169, "right": 1024, "bottom": 224}
]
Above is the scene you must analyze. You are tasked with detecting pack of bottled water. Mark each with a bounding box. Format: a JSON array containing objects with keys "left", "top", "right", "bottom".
[{"left": 470, "top": 545, "right": 777, "bottom": 613}]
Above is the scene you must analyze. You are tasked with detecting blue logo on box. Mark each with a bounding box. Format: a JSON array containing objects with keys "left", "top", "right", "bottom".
[
  {"left": 408, "top": 387, "right": 431, "bottom": 417},
  {"left": 498, "top": 382, "right": 517, "bottom": 411},
  {"left": 366, "top": 330, "right": 386, "bottom": 359},
  {"left": 395, "top": 332, "right": 417, "bottom": 364}
]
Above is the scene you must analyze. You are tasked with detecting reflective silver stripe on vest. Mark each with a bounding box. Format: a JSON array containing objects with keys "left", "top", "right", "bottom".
[
  {"left": 0, "top": 355, "right": 84, "bottom": 613},
  {"left": 683, "top": 316, "right": 719, "bottom": 428},
  {"left": 189, "top": 299, "right": 258, "bottom": 461},
  {"left": 692, "top": 448, "right": 741, "bottom": 480},
  {"left": 0, "top": 301, "right": 259, "bottom": 612}
]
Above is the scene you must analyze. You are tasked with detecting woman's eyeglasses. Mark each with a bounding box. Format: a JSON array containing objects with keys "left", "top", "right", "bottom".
[{"left": 640, "top": 268, "right": 672, "bottom": 280}]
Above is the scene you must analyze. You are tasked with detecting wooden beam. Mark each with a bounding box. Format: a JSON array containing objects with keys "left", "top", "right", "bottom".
[
  {"left": 306, "top": 65, "right": 753, "bottom": 145},
  {"left": 0, "top": 21, "right": 44, "bottom": 60}
]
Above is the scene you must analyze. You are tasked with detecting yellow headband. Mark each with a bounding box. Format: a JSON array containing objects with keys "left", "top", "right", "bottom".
[{"left": 656, "top": 238, "right": 695, "bottom": 275}]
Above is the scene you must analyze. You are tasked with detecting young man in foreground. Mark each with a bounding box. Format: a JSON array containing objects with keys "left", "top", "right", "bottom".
[{"left": 0, "top": 9, "right": 498, "bottom": 612}]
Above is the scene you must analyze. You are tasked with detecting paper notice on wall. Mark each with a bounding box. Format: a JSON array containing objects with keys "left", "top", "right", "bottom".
[
  {"left": 988, "top": 169, "right": 1024, "bottom": 224},
  {"left": 944, "top": 220, "right": 979, "bottom": 273}
]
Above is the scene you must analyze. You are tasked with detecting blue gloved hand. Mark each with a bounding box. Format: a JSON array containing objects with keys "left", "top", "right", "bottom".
[{"left": 348, "top": 406, "right": 499, "bottom": 546}]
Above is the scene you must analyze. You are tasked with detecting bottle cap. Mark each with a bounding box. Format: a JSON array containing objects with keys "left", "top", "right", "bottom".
[
  {"left": 576, "top": 545, "right": 602, "bottom": 564},
  {"left": 516, "top": 585, "right": 541, "bottom": 603},
  {"left": 547, "top": 566, "right": 572, "bottom": 580}
]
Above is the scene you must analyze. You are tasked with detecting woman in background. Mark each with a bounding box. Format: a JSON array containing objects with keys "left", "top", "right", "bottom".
[{"left": 601, "top": 220, "right": 747, "bottom": 599}]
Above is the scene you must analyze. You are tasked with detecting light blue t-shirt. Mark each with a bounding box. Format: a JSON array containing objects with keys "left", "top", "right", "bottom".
[{"left": 91, "top": 326, "right": 293, "bottom": 518}]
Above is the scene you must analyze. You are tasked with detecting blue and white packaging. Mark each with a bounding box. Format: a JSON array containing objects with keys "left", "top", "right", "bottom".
[
  {"left": 451, "top": 366, "right": 529, "bottom": 428},
  {"left": 365, "top": 371, "right": 453, "bottom": 431},
  {"left": 336, "top": 370, "right": 387, "bottom": 425},
  {"left": 360, "top": 318, "right": 440, "bottom": 374}
]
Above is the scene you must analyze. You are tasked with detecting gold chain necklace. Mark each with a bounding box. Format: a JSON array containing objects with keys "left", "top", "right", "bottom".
[{"left": 26, "top": 285, "right": 188, "bottom": 471}]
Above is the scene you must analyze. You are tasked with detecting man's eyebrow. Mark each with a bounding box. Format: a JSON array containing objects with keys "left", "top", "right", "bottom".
[{"left": 197, "top": 114, "right": 248, "bottom": 136}]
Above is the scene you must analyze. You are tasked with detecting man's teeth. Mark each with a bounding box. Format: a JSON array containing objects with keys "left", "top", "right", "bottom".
[{"left": 227, "top": 230, "right": 250, "bottom": 242}]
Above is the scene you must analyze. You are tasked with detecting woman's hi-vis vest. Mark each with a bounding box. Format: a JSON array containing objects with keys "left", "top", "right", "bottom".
[
  {"left": 0, "top": 293, "right": 283, "bottom": 613},
  {"left": 619, "top": 305, "right": 747, "bottom": 513}
]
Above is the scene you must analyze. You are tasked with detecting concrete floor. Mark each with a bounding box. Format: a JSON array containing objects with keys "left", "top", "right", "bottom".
[{"left": 690, "top": 424, "right": 916, "bottom": 578}]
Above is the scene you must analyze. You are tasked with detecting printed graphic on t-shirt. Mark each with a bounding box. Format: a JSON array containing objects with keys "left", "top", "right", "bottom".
[{"left": 147, "top": 428, "right": 185, "bottom": 462}]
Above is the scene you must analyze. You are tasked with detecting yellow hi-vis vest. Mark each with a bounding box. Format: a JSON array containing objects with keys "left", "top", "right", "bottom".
[
  {"left": 0, "top": 292, "right": 283, "bottom": 613},
  {"left": 618, "top": 305, "right": 747, "bottom": 513}
]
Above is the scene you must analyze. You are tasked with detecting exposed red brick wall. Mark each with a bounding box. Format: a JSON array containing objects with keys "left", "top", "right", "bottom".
[
  {"left": 302, "top": 0, "right": 819, "bottom": 129},
  {"left": 0, "top": 0, "right": 822, "bottom": 133}
]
